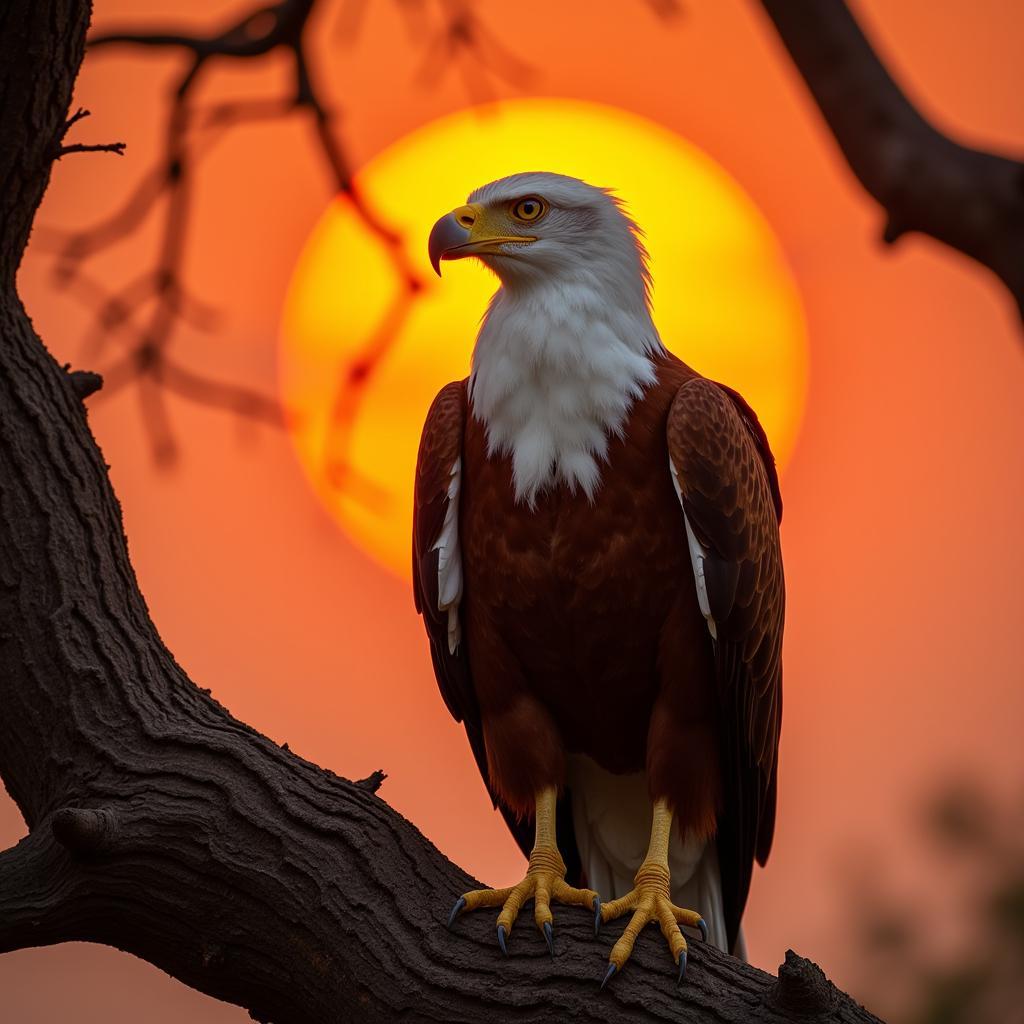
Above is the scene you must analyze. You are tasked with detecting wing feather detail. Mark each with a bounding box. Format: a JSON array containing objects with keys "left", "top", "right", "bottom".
[
  {"left": 666, "top": 377, "right": 785, "bottom": 952},
  {"left": 433, "top": 457, "right": 463, "bottom": 654},
  {"left": 415, "top": 378, "right": 593, "bottom": 887},
  {"left": 670, "top": 457, "right": 718, "bottom": 640},
  {"left": 413, "top": 379, "right": 547, "bottom": 870},
  {"left": 413, "top": 381, "right": 473, "bottom": 723}
]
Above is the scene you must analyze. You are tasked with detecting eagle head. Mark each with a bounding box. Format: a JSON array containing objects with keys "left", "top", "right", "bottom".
[
  {"left": 427, "top": 172, "right": 663, "bottom": 506},
  {"left": 428, "top": 171, "right": 651, "bottom": 305}
]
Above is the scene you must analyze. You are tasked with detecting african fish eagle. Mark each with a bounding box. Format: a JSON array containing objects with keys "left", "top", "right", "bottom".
[{"left": 414, "top": 171, "right": 784, "bottom": 985}]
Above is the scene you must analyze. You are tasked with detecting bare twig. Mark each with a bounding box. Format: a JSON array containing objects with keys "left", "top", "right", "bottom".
[
  {"left": 39, "top": 0, "right": 538, "bottom": 535},
  {"left": 56, "top": 141, "right": 126, "bottom": 158},
  {"left": 50, "top": 0, "right": 428, "bottom": 469},
  {"left": 47, "top": 0, "right": 523, "bottom": 509},
  {"left": 53, "top": 106, "right": 126, "bottom": 159},
  {"left": 757, "top": 0, "right": 1024, "bottom": 324}
]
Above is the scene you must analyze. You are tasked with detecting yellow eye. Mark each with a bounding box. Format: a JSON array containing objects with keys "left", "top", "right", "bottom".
[{"left": 510, "top": 196, "right": 547, "bottom": 223}]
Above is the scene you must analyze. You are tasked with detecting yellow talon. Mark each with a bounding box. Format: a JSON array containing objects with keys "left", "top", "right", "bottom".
[
  {"left": 599, "top": 797, "right": 705, "bottom": 983},
  {"left": 448, "top": 786, "right": 598, "bottom": 954}
]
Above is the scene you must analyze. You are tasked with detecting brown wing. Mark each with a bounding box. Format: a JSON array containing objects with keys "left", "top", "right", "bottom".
[
  {"left": 413, "top": 381, "right": 471, "bottom": 720},
  {"left": 413, "top": 380, "right": 543, "bottom": 865},
  {"left": 667, "top": 377, "right": 784, "bottom": 952}
]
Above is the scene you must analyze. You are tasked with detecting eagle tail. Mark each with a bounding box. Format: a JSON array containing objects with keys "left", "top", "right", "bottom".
[{"left": 565, "top": 755, "right": 741, "bottom": 958}]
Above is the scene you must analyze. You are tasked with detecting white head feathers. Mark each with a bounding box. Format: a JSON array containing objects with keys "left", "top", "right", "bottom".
[{"left": 465, "top": 171, "right": 663, "bottom": 505}]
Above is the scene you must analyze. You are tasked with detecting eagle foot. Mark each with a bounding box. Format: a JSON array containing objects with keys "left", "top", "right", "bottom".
[
  {"left": 448, "top": 843, "right": 598, "bottom": 955},
  {"left": 599, "top": 859, "right": 706, "bottom": 986}
]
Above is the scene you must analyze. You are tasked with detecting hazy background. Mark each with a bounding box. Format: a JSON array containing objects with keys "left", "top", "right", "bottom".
[{"left": 2, "top": 1, "right": 1022, "bottom": 1020}]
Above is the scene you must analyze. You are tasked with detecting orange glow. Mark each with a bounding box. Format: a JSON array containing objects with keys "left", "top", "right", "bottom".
[{"left": 280, "top": 98, "right": 808, "bottom": 577}]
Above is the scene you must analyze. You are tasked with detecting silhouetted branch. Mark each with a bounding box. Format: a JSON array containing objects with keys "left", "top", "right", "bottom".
[
  {"left": 160, "top": 356, "right": 286, "bottom": 425},
  {"left": 57, "top": 141, "right": 126, "bottom": 158},
  {"left": 53, "top": 106, "right": 126, "bottom": 159},
  {"left": 757, "top": 0, "right": 1024, "bottom": 324},
  {"left": 47, "top": 0, "right": 428, "bottom": 468},
  {"left": 43, "top": 0, "right": 536, "bottom": 516}
]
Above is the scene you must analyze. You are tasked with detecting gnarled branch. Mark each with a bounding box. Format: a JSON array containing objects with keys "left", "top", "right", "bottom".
[{"left": 757, "top": 0, "right": 1024, "bottom": 324}]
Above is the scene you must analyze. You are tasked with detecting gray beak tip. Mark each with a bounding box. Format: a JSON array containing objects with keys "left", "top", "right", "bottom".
[{"left": 427, "top": 212, "right": 470, "bottom": 280}]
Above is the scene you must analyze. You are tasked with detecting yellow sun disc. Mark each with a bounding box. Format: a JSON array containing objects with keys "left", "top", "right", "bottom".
[{"left": 279, "top": 98, "right": 808, "bottom": 579}]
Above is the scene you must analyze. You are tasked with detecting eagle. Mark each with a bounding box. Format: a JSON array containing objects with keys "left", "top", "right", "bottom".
[{"left": 414, "top": 171, "right": 784, "bottom": 985}]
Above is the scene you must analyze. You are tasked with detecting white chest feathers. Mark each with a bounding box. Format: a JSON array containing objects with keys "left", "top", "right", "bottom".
[{"left": 469, "top": 286, "right": 662, "bottom": 505}]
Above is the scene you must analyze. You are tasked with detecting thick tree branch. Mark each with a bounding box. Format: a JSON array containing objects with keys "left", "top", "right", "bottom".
[
  {"left": 0, "top": 831, "right": 79, "bottom": 952},
  {"left": 757, "top": 0, "right": 1024, "bottom": 323}
]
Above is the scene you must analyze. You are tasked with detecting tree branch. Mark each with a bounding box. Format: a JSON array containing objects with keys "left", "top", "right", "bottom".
[
  {"left": 756, "top": 0, "right": 1024, "bottom": 323},
  {"left": 39, "top": 0, "right": 536, "bottom": 496},
  {"left": 0, "top": 830, "right": 80, "bottom": 954},
  {"left": 52, "top": 106, "right": 127, "bottom": 159},
  {"left": 42, "top": 0, "right": 435, "bottom": 474},
  {"left": 56, "top": 140, "right": 126, "bottom": 158}
]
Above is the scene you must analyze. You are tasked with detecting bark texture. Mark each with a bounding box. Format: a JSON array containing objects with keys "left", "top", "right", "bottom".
[
  {"left": 0, "top": 2, "right": 884, "bottom": 1021},
  {"left": 758, "top": 0, "right": 1024, "bottom": 322}
]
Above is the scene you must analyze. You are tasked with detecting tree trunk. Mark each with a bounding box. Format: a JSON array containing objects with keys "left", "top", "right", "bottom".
[{"left": 0, "top": 2, "right": 882, "bottom": 1021}]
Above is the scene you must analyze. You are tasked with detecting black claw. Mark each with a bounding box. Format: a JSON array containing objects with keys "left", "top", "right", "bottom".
[
  {"left": 497, "top": 924, "right": 508, "bottom": 955},
  {"left": 697, "top": 917, "right": 708, "bottom": 942},
  {"left": 543, "top": 921, "right": 554, "bottom": 957},
  {"left": 600, "top": 963, "right": 617, "bottom": 990},
  {"left": 677, "top": 950, "right": 688, "bottom": 986},
  {"left": 593, "top": 896, "right": 602, "bottom": 937},
  {"left": 447, "top": 896, "right": 466, "bottom": 929}
]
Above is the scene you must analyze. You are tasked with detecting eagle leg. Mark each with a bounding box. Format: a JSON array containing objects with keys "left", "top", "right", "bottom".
[
  {"left": 599, "top": 797, "right": 708, "bottom": 986},
  {"left": 448, "top": 785, "right": 598, "bottom": 955}
]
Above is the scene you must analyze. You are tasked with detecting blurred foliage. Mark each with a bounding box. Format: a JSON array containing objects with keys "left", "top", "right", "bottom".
[{"left": 848, "top": 779, "right": 1024, "bottom": 1024}]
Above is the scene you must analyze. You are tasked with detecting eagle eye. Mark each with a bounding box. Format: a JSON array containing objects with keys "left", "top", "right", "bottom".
[{"left": 509, "top": 196, "right": 547, "bottom": 223}]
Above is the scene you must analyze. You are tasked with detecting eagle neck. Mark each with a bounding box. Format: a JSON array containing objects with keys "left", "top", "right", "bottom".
[{"left": 469, "top": 280, "right": 664, "bottom": 506}]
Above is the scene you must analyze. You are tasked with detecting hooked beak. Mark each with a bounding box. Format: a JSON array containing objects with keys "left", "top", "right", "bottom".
[{"left": 427, "top": 203, "right": 536, "bottom": 276}]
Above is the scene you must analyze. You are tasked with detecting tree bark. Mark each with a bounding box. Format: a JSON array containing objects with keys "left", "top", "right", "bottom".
[
  {"left": 0, "top": 2, "right": 883, "bottom": 1021},
  {"left": 756, "top": 0, "right": 1024, "bottom": 323}
]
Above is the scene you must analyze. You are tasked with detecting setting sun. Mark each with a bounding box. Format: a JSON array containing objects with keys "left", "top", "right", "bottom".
[{"left": 279, "top": 98, "right": 808, "bottom": 578}]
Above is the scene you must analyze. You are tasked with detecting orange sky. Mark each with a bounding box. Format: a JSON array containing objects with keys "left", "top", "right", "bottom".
[{"left": 3, "top": 2, "right": 1023, "bottom": 1020}]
